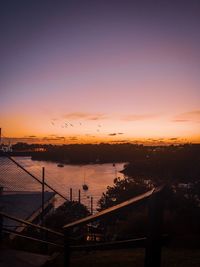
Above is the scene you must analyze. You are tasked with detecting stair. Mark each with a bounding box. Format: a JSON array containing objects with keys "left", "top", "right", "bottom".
[{"left": 0, "top": 248, "right": 49, "bottom": 267}]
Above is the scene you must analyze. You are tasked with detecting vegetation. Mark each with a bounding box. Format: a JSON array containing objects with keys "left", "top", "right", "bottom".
[
  {"left": 45, "top": 201, "right": 90, "bottom": 231},
  {"left": 94, "top": 144, "right": 200, "bottom": 246},
  {"left": 11, "top": 201, "right": 89, "bottom": 254},
  {"left": 12, "top": 142, "right": 200, "bottom": 167}
]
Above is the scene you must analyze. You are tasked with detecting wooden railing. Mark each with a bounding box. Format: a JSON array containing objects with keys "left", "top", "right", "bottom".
[{"left": 63, "top": 185, "right": 166, "bottom": 267}]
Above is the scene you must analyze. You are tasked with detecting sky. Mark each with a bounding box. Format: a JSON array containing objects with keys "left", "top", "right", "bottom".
[{"left": 0, "top": 0, "right": 200, "bottom": 145}]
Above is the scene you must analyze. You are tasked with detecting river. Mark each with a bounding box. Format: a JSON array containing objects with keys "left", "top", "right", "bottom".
[{"left": 1, "top": 156, "right": 125, "bottom": 211}]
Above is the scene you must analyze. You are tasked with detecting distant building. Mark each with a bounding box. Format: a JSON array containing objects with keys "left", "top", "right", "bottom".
[
  {"left": 0, "top": 144, "right": 13, "bottom": 153},
  {"left": 0, "top": 128, "right": 12, "bottom": 153}
]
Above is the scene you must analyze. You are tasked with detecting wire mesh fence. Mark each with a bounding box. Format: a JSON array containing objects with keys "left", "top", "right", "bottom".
[
  {"left": 0, "top": 155, "right": 68, "bottom": 234},
  {"left": 0, "top": 156, "right": 42, "bottom": 192},
  {"left": 0, "top": 154, "right": 114, "bottom": 217}
]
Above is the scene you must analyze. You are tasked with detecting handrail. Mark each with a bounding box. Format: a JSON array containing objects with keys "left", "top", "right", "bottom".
[
  {"left": 71, "top": 237, "right": 146, "bottom": 251},
  {"left": 70, "top": 234, "right": 168, "bottom": 252},
  {"left": 63, "top": 185, "right": 166, "bottom": 267},
  {"left": 0, "top": 212, "right": 64, "bottom": 237},
  {"left": 2, "top": 228, "right": 64, "bottom": 248},
  {"left": 63, "top": 187, "right": 160, "bottom": 229}
]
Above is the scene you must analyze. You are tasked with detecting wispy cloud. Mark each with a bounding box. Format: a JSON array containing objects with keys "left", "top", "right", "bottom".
[
  {"left": 64, "top": 112, "right": 107, "bottom": 121},
  {"left": 109, "top": 139, "right": 129, "bottom": 143},
  {"left": 68, "top": 136, "right": 78, "bottom": 141},
  {"left": 43, "top": 136, "right": 65, "bottom": 141},
  {"left": 172, "top": 110, "right": 200, "bottom": 123},
  {"left": 172, "top": 119, "right": 189, "bottom": 122},
  {"left": 85, "top": 134, "right": 96, "bottom": 138},
  {"left": 121, "top": 114, "right": 158, "bottom": 121}
]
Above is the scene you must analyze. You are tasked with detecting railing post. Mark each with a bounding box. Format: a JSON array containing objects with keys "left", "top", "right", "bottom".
[
  {"left": 145, "top": 187, "right": 165, "bottom": 267},
  {"left": 0, "top": 187, "right": 3, "bottom": 243},
  {"left": 41, "top": 167, "right": 45, "bottom": 226},
  {"left": 0, "top": 213, "right": 3, "bottom": 243},
  {"left": 64, "top": 230, "right": 71, "bottom": 267}
]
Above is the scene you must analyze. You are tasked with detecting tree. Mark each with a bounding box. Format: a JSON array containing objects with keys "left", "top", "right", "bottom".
[
  {"left": 98, "top": 176, "right": 150, "bottom": 211},
  {"left": 45, "top": 201, "right": 90, "bottom": 231}
]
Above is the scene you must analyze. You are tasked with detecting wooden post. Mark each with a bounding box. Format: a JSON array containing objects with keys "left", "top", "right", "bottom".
[
  {"left": 144, "top": 187, "right": 165, "bottom": 267},
  {"left": 78, "top": 189, "right": 81, "bottom": 203},
  {"left": 70, "top": 188, "right": 72, "bottom": 202},
  {"left": 91, "top": 196, "right": 93, "bottom": 215},
  {"left": 41, "top": 167, "right": 45, "bottom": 226},
  {"left": 64, "top": 230, "right": 70, "bottom": 267},
  {"left": 0, "top": 213, "right": 3, "bottom": 242}
]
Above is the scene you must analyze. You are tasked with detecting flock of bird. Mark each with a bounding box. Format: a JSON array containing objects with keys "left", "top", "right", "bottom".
[{"left": 51, "top": 120, "right": 102, "bottom": 132}]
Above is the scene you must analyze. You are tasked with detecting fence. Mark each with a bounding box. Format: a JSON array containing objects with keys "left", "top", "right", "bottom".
[
  {"left": 0, "top": 155, "right": 67, "bottom": 200},
  {"left": 0, "top": 154, "right": 103, "bottom": 212},
  {"left": 0, "top": 154, "right": 65, "bottom": 251},
  {"left": 0, "top": 154, "right": 69, "bottom": 234}
]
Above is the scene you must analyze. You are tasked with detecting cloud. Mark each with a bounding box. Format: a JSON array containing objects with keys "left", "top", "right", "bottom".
[
  {"left": 64, "top": 112, "right": 107, "bottom": 121},
  {"left": 147, "top": 138, "right": 165, "bottom": 141},
  {"left": 110, "top": 139, "right": 129, "bottom": 143},
  {"left": 172, "top": 119, "right": 189, "bottom": 122},
  {"left": 42, "top": 136, "right": 65, "bottom": 141},
  {"left": 169, "top": 137, "right": 179, "bottom": 141},
  {"left": 23, "top": 135, "right": 37, "bottom": 139},
  {"left": 69, "top": 136, "right": 78, "bottom": 141},
  {"left": 108, "top": 133, "right": 124, "bottom": 136},
  {"left": 173, "top": 110, "right": 200, "bottom": 123},
  {"left": 121, "top": 114, "right": 157, "bottom": 121},
  {"left": 85, "top": 134, "right": 96, "bottom": 137}
]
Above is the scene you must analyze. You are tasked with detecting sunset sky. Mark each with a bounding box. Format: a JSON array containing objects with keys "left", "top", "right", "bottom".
[{"left": 1, "top": 0, "right": 200, "bottom": 145}]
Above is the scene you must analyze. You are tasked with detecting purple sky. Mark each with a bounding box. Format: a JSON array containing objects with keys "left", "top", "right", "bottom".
[{"left": 0, "top": 0, "right": 200, "bottom": 144}]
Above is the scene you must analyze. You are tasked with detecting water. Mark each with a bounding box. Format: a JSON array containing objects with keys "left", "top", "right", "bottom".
[{"left": 8, "top": 157, "right": 125, "bottom": 211}]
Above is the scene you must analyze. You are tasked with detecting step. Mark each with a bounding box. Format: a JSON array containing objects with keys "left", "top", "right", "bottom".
[{"left": 0, "top": 248, "right": 49, "bottom": 267}]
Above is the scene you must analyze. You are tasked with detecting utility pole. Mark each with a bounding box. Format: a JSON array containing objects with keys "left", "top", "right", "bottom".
[
  {"left": 70, "top": 188, "right": 72, "bottom": 201},
  {"left": 90, "top": 196, "right": 93, "bottom": 215},
  {"left": 78, "top": 189, "right": 81, "bottom": 203}
]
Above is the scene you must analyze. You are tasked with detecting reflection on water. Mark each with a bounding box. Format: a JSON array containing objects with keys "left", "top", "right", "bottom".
[{"left": 12, "top": 157, "right": 125, "bottom": 211}]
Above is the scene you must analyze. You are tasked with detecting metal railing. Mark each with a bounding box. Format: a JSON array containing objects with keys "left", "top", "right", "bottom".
[
  {"left": 0, "top": 211, "right": 64, "bottom": 248},
  {"left": 63, "top": 185, "right": 166, "bottom": 267},
  {"left": 0, "top": 186, "right": 166, "bottom": 266}
]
